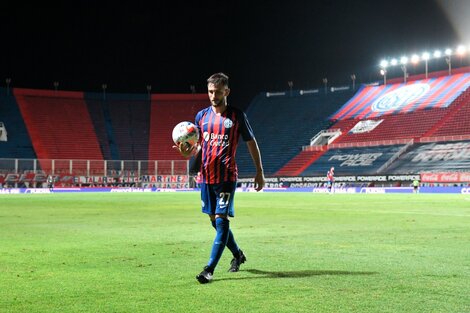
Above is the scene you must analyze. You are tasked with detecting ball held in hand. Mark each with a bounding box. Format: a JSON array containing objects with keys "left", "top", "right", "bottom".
[{"left": 172, "top": 121, "right": 199, "bottom": 149}]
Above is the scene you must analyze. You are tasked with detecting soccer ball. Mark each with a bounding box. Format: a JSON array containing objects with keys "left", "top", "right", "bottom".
[{"left": 172, "top": 121, "right": 199, "bottom": 148}]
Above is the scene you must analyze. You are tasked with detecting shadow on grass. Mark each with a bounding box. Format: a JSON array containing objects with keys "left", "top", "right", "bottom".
[{"left": 216, "top": 269, "right": 377, "bottom": 281}]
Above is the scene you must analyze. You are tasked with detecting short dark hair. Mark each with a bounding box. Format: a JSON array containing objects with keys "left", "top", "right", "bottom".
[{"left": 207, "top": 73, "right": 229, "bottom": 87}]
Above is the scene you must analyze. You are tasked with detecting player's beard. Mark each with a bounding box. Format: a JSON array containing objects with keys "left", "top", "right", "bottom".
[{"left": 211, "top": 97, "right": 226, "bottom": 107}]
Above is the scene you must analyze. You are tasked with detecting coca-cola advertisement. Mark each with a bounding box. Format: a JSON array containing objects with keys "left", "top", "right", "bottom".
[{"left": 421, "top": 172, "right": 470, "bottom": 183}]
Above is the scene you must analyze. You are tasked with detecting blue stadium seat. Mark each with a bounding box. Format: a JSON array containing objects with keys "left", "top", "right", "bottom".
[
  {"left": 236, "top": 90, "right": 352, "bottom": 176},
  {"left": 386, "top": 141, "right": 470, "bottom": 173}
]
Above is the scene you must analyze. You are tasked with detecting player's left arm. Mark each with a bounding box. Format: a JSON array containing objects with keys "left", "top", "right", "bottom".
[
  {"left": 246, "top": 139, "right": 265, "bottom": 191},
  {"left": 188, "top": 145, "right": 202, "bottom": 175}
]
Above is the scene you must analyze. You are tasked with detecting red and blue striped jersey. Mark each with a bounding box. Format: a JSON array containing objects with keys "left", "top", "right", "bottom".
[
  {"left": 327, "top": 170, "right": 334, "bottom": 182},
  {"left": 195, "top": 105, "right": 254, "bottom": 184}
]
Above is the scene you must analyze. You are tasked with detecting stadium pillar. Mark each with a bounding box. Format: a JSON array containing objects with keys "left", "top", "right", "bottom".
[
  {"left": 446, "top": 56, "right": 452, "bottom": 75},
  {"left": 102, "top": 84, "right": 107, "bottom": 101},
  {"left": 322, "top": 78, "right": 328, "bottom": 94},
  {"left": 5, "top": 78, "right": 11, "bottom": 96},
  {"left": 147, "top": 85, "right": 152, "bottom": 100},
  {"left": 401, "top": 65, "right": 407, "bottom": 83},
  {"left": 288, "top": 81, "right": 293, "bottom": 96},
  {"left": 380, "top": 69, "right": 387, "bottom": 85}
]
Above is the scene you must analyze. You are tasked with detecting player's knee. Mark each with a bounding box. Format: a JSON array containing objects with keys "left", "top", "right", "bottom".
[{"left": 215, "top": 214, "right": 228, "bottom": 220}]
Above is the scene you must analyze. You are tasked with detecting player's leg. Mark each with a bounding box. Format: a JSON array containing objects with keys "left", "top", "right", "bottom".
[
  {"left": 196, "top": 182, "right": 241, "bottom": 283},
  {"left": 222, "top": 183, "right": 246, "bottom": 272},
  {"left": 205, "top": 182, "right": 237, "bottom": 271},
  {"left": 196, "top": 183, "right": 216, "bottom": 283},
  {"left": 197, "top": 183, "right": 234, "bottom": 283},
  {"left": 210, "top": 219, "right": 241, "bottom": 260}
]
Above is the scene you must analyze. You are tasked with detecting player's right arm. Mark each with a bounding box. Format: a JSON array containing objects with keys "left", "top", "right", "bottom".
[{"left": 173, "top": 142, "right": 199, "bottom": 158}]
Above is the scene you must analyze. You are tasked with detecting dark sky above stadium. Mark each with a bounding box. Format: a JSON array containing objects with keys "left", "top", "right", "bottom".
[{"left": 1, "top": 1, "right": 468, "bottom": 107}]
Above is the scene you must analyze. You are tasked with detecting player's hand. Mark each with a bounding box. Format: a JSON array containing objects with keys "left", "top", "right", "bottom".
[
  {"left": 173, "top": 142, "right": 198, "bottom": 158},
  {"left": 254, "top": 170, "right": 265, "bottom": 192}
]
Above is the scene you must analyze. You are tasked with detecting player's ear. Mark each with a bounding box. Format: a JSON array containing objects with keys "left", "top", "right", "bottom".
[{"left": 225, "top": 88, "right": 230, "bottom": 97}]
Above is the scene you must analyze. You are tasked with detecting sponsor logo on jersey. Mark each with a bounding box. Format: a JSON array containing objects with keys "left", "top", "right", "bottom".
[{"left": 203, "top": 132, "right": 230, "bottom": 147}]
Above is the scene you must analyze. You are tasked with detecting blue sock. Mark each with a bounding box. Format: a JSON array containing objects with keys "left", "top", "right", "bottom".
[
  {"left": 211, "top": 220, "right": 240, "bottom": 258},
  {"left": 207, "top": 218, "right": 230, "bottom": 271}
]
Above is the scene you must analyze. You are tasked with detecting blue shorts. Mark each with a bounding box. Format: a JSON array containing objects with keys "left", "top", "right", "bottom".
[{"left": 200, "top": 181, "right": 237, "bottom": 217}]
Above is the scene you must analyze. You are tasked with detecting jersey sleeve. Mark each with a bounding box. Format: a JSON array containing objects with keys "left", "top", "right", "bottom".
[
  {"left": 238, "top": 111, "right": 255, "bottom": 141},
  {"left": 195, "top": 110, "right": 202, "bottom": 133}
]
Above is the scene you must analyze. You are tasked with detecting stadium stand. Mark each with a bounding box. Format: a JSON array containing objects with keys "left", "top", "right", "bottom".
[
  {"left": 107, "top": 98, "right": 150, "bottom": 161},
  {"left": 423, "top": 88, "right": 470, "bottom": 138},
  {"left": 330, "top": 108, "right": 449, "bottom": 145},
  {"left": 14, "top": 88, "right": 103, "bottom": 172},
  {"left": 271, "top": 72, "right": 470, "bottom": 177},
  {"left": 148, "top": 94, "right": 207, "bottom": 161},
  {"left": 85, "top": 97, "right": 116, "bottom": 160},
  {"left": 328, "top": 73, "right": 470, "bottom": 145},
  {"left": 330, "top": 73, "right": 470, "bottom": 120},
  {"left": 3, "top": 67, "right": 470, "bottom": 181},
  {"left": 236, "top": 90, "right": 352, "bottom": 176},
  {"left": 275, "top": 149, "right": 326, "bottom": 176},
  {"left": 0, "top": 88, "right": 36, "bottom": 159},
  {"left": 300, "top": 145, "right": 405, "bottom": 176},
  {"left": 85, "top": 93, "right": 151, "bottom": 161},
  {"left": 386, "top": 141, "right": 470, "bottom": 173}
]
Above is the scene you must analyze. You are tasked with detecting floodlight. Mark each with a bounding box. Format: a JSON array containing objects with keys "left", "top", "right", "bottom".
[
  {"left": 390, "top": 58, "right": 398, "bottom": 66},
  {"left": 400, "top": 56, "right": 408, "bottom": 64},
  {"left": 411, "top": 54, "right": 420, "bottom": 64},
  {"left": 433, "top": 50, "right": 442, "bottom": 58},
  {"left": 445, "top": 48, "right": 452, "bottom": 56},
  {"left": 421, "top": 52, "right": 430, "bottom": 60},
  {"left": 456, "top": 45, "right": 466, "bottom": 55},
  {"left": 380, "top": 60, "right": 389, "bottom": 68}
]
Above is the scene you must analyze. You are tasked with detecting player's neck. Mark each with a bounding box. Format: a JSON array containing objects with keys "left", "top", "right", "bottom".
[{"left": 212, "top": 103, "right": 228, "bottom": 115}]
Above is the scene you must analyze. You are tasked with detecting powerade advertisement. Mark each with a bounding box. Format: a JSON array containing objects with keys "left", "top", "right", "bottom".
[{"left": 0, "top": 186, "right": 469, "bottom": 194}]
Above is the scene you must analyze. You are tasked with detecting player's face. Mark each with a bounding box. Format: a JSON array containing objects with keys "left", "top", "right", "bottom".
[{"left": 208, "top": 83, "right": 230, "bottom": 107}]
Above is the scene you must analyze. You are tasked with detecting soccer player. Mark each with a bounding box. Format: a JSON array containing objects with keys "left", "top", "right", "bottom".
[
  {"left": 412, "top": 178, "right": 420, "bottom": 194},
  {"left": 176, "top": 72, "right": 265, "bottom": 284},
  {"left": 326, "top": 167, "right": 334, "bottom": 193},
  {"left": 47, "top": 175, "right": 54, "bottom": 192}
]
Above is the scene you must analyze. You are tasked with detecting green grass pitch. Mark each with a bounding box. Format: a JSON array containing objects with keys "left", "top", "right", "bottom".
[{"left": 1, "top": 192, "right": 469, "bottom": 313}]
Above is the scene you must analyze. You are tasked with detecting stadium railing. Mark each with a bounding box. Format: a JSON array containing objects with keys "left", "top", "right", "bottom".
[{"left": 0, "top": 158, "right": 190, "bottom": 183}]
